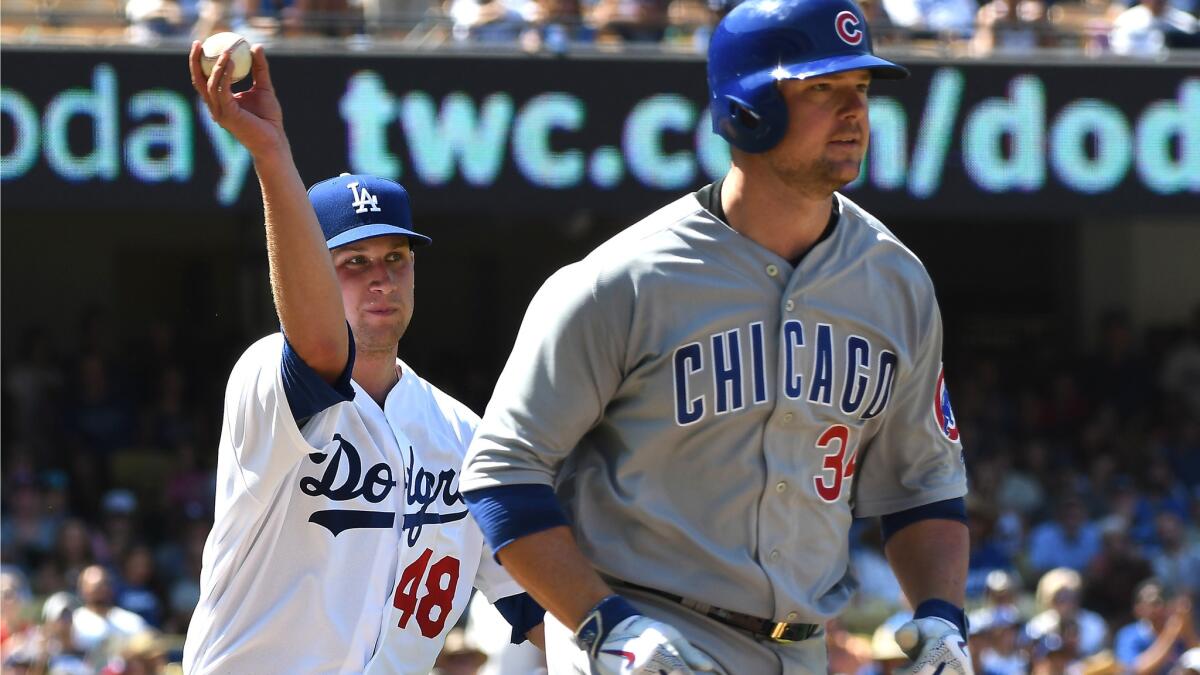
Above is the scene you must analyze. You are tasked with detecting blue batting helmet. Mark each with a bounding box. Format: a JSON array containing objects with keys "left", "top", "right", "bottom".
[{"left": 707, "top": 0, "right": 908, "bottom": 153}]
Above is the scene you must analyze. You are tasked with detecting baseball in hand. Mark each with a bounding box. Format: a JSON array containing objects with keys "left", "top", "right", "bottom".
[{"left": 200, "top": 32, "right": 252, "bottom": 83}]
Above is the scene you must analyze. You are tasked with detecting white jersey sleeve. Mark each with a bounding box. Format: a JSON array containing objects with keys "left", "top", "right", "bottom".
[
  {"left": 222, "top": 334, "right": 321, "bottom": 502},
  {"left": 473, "top": 540, "right": 525, "bottom": 603},
  {"left": 851, "top": 292, "right": 968, "bottom": 517}
]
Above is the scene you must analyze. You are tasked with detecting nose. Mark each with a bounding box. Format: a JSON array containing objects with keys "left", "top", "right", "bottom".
[
  {"left": 839, "top": 87, "right": 868, "bottom": 119},
  {"left": 367, "top": 260, "right": 399, "bottom": 293}
]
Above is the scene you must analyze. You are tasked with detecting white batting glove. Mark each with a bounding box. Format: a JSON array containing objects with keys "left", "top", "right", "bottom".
[
  {"left": 894, "top": 616, "right": 974, "bottom": 675},
  {"left": 575, "top": 595, "right": 715, "bottom": 675}
]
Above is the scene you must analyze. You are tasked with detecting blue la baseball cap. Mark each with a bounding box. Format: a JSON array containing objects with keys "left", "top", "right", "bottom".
[{"left": 308, "top": 173, "right": 432, "bottom": 249}]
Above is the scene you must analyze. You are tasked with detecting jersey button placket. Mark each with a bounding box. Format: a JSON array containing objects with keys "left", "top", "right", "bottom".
[
  {"left": 765, "top": 264, "right": 779, "bottom": 278},
  {"left": 775, "top": 481, "right": 788, "bottom": 493},
  {"left": 785, "top": 299, "right": 795, "bottom": 312}
]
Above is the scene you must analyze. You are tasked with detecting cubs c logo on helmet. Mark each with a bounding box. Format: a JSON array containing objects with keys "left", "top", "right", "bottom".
[
  {"left": 834, "top": 10, "right": 863, "bottom": 46},
  {"left": 934, "top": 365, "right": 960, "bottom": 442}
]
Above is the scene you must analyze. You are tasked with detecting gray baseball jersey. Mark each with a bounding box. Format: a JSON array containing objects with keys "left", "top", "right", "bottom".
[{"left": 461, "top": 190, "right": 967, "bottom": 626}]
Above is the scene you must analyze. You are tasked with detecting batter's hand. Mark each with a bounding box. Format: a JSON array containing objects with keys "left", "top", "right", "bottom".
[
  {"left": 575, "top": 596, "right": 714, "bottom": 675},
  {"left": 593, "top": 615, "right": 714, "bottom": 675},
  {"left": 894, "top": 617, "right": 974, "bottom": 675},
  {"left": 188, "top": 40, "right": 287, "bottom": 159}
]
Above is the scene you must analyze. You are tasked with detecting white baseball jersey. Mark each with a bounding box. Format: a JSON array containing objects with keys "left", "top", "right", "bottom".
[
  {"left": 463, "top": 190, "right": 967, "bottom": 627},
  {"left": 184, "top": 334, "right": 408, "bottom": 675},
  {"left": 364, "top": 359, "right": 525, "bottom": 675}
]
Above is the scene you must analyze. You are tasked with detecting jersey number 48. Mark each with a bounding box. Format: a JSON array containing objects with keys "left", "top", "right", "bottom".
[{"left": 392, "top": 548, "right": 461, "bottom": 638}]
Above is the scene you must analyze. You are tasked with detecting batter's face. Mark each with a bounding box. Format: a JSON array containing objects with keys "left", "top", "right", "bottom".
[
  {"left": 763, "top": 70, "right": 871, "bottom": 196},
  {"left": 333, "top": 235, "right": 415, "bottom": 355}
]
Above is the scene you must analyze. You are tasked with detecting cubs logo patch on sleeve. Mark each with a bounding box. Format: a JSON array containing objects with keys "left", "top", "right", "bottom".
[{"left": 934, "top": 365, "right": 960, "bottom": 442}]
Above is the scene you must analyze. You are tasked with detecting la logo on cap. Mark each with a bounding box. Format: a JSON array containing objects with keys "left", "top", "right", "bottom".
[{"left": 347, "top": 181, "right": 381, "bottom": 214}]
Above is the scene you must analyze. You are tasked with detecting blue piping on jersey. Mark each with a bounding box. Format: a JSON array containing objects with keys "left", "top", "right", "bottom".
[
  {"left": 493, "top": 592, "right": 546, "bottom": 644},
  {"left": 879, "top": 497, "right": 966, "bottom": 542},
  {"left": 281, "top": 322, "right": 356, "bottom": 423},
  {"left": 462, "top": 484, "right": 569, "bottom": 555}
]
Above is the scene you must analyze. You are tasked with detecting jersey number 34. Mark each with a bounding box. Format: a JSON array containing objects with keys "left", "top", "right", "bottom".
[
  {"left": 813, "top": 424, "right": 857, "bottom": 503},
  {"left": 392, "top": 548, "right": 461, "bottom": 638}
]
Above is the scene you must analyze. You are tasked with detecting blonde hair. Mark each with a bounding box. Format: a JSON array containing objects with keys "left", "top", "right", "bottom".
[{"left": 1036, "top": 567, "right": 1082, "bottom": 609}]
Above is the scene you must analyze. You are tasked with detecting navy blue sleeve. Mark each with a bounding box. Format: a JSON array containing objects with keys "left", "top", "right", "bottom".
[
  {"left": 462, "top": 484, "right": 570, "bottom": 554},
  {"left": 493, "top": 592, "right": 546, "bottom": 644},
  {"left": 281, "top": 323, "right": 356, "bottom": 424},
  {"left": 879, "top": 497, "right": 967, "bottom": 542}
]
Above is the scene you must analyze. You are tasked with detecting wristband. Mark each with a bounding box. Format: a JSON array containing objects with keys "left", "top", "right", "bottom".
[
  {"left": 574, "top": 595, "right": 639, "bottom": 658},
  {"left": 914, "top": 598, "right": 968, "bottom": 638}
]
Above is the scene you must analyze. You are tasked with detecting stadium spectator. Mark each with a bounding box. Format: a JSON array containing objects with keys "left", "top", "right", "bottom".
[
  {"left": 0, "top": 478, "right": 60, "bottom": 567},
  {"left": 1084, "top": 518, "right": 1155, "bottom": 629},
  {"left": 115, "top": 546, "right": 163, "bottom": 629},
  {"left": 104, "top": 629, "right": 171, "bottom": 675},
  {"left": 968, "top": 605, "right": 1027, "bottom": 675},
  {"left": 1110, "top": 0, "right": 1199, "bottom": 54},
  {"left": 879, "top": 0, "right": 977, "bottom": 36},
  {"left": 71, "top": 565, "right": 148, "bottom": 668},
  {"left": 856, "top": 0, "right": 898, "bottom": 42},
  {"left": 45, "top": 591, "right": 91, "bottom": 674},
  {"left": 588, "top": 0, "right": 671, "bottom": 42},
  {"left": 519, "top": 0, "right": 588, "bottom": 51},
  {"left": 1027, "top": 496, "right": 1103, "bottom": 575},
  {"left": 448, "top": 0, "right": 527, "bottom": 42},
  {"left": 1027, "top": 568, "right": 1109, "bottom": 657},
  {"left": 981, "top": 570, "right": 1027, "bottom": 617},
  {"left": 1161, "top": 306, "right": 1200, "bottom": 420},
  {"left": 49, "top": 519, "right": 99, "bottom": 595},
  {"left": 989, "top": 448, "right": 1046, "bottom": 520},
  {"left": 967, "top": 500, "right": 1017, "bottom": 600},
  {"left": 1149, "top": 512, "right": 1200, "bottom": 599},
  {"left": 125, "top": 0, "right": 190, "bottom": 44},
  {"left": 1028, "top": 618, "right": 1084, "bottom": 675},
  {"left": 4, "top": 327, "right": 64, "bottom": 447},
  {"left": 973, "top": 0, "right": 1054, "bottom": 54},
  {"left": 65, "top": 355, "right": 136, "bottom": 460},
  {"left": 1, "top": 570, "right": 35, "bottom": 658},
  {"left": 1114, "top": 579, "right": 1199, "bottom": 675}
]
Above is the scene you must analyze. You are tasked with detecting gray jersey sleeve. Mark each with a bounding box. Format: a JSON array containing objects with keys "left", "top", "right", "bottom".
[
  {"left": 462, "top": 260, "right": 632, "bottom": 490},
  {"left": 851, "top": 291, "right": 967, "bottom": 518}
]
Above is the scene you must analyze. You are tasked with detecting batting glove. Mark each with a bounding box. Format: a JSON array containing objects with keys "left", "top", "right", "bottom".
[
  {"left": 574, "top": 595, "right": 716, "bottom": 675},
  {"left": 894, "top": 600, "right": 974, "bottom": 675}
]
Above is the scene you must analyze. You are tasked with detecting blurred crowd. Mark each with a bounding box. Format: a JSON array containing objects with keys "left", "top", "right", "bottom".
[
  {"left": 1, "top": 303, "right": 1199, "bottom": 674},
  {"left": 1, "top": 0, "right": 1197, "bottom": 58}
]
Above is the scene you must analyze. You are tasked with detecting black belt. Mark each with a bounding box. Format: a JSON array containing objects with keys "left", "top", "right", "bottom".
[{"left": 615, "top": 580, "right": 821, "bottom": 643}]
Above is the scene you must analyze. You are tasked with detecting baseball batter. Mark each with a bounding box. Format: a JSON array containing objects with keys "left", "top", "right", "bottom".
[
  {"left": 460, "top": 0, "right": 972, "bottom": 673},
  {"left": 183, "top": 43, "right": 542, "bottom": 674}
]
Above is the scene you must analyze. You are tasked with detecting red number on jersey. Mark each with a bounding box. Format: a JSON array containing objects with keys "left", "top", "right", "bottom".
[
  {"left": 812, "top": 424, "right": 856, "bottom": 503},
  {"left": 393, "top": 548, "right": 433, "bottom": 630},
  {"left": 393, "top": 549, "right": 462, "bottom": 638},
  {"left": 416, "top": 555, "right": 461, "bottom": 638}
]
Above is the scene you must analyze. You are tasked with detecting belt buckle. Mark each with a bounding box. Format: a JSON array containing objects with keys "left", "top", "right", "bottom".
[{"left": 768, "top": 622, "right": 792, "bottom": 643}]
